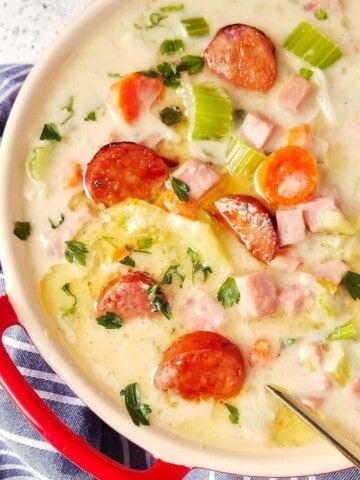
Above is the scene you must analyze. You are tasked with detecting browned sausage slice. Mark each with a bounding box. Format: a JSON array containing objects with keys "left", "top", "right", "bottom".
[
  {"left": 154, "top": 331, "right": 245, "bottom": 400},
  {"left": 97, "top": 272, "right": 157, "bottom": 320},
  {"left": 214, "top": 194, "right": 278, "bottom": 262},
  {"left": 204, "top": 24, "right": 277, "bottom": 93},
  {"left": 85, "top": 142, "right": 168, "bottom": 207}
]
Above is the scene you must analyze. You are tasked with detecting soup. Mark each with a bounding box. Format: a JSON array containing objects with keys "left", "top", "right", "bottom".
[{"left": 17, "top": 0, "right": 360, "bottom": 452}]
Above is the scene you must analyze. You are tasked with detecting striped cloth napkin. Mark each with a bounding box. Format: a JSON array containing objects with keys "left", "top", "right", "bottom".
[{"left": 0, "top": 64, "right": 358, "bottom": 480}]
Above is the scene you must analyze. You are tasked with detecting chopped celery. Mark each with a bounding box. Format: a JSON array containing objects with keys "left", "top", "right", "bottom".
[
  {"left": 225, "top": 136, "right": 265, "bottom": 177},
  {"left": 26, "top": 143, "right": 54, "bottom": 182},
  {"left": 327, "top": 321, "right": 357, "bottom": 341},
  {"left": 316, "top": 210, "right": 360, "bottom": 235},
  {"left": 316, "top": 277, "right": 337, "bottom": 294},
  {"left": 299, "top": 68, "right": 314, "bottom": 80},
  {"left": 181, "top": 84, "right": 232, "bottom": 140},
  {"left": 324, "top": 343, "right": 350, "bottom": 387},
  {"left": 283, "top": 22, "right": 342, "bottom": 69},
  {"left": 181, "top": 17, "right": 210, "bottom": 36}
]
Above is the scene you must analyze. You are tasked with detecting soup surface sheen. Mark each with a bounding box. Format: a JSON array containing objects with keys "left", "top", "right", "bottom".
[{"left": 21, "top": 0, "right": 360, "bottom": 451}]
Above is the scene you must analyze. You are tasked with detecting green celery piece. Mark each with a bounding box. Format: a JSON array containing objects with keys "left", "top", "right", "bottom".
[
  {"left": 183, "top": 84, "right": 232, "bottom": 140},
  {"left": 283, "top": 21, "right": 342, "bottom": 68},
  {"left": 26, "top": 143, "right": 54, "bottom": 182},
  {"left": 327, "top": 321, "right": 357, "bottom": 341},
  {"left": 225, "top": 136, "right": 266, "bottom": 177},
  {"left": 181, "top": 17, "right": 210, "bottom": 37}
]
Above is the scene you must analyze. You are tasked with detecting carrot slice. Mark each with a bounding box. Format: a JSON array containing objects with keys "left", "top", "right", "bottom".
[
  {"left": 287, "top": 124, "right": 314, "bottom": 153},
  {"left": 256, "top": 145, "right": 319, "bottom": 206},
  {"left": 248, "top": 337, "right": 278, "bottom": 368},
  {"left": 114, "top": 72, "right": 164, "bottom": 124},
  {"left": 155, "top": 190, "right": 198, "bottom": 219}
]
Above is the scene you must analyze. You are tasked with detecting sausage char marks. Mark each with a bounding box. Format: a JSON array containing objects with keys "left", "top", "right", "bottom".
[{"left": 204, "top": 24, "right": 277, "bottom": 93}]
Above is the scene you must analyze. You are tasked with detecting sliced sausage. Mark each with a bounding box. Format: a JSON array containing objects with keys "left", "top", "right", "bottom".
[
  {"left": 154, "top": 331, "right": 245, "bottom": 400},
  {"left": 85, "top": 142, "right": 168, "bottom": 207},
  {"left": 204, "top": 24, "right": 277, "bottom": 93},
  {"left": 214, "top": 194, "right": 278, "bottom": 262},
  {"left": 97, "top": 271, "right": 157, "bottom": 320}
]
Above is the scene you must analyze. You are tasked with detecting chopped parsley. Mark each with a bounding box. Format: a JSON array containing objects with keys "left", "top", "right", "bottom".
[
  {"left": 177, "top": 55, "right": 204, "bottom": 75},
  {"left": 217, "top": 277, "right": 240, "bottom": 309},
  {"left": 40, "top": 123, "right": 62, "bottom": 142},
  {"left": 160, "top": 4, "right": 184, "bottom": 12},
  {"left": 84, "top": 111, "right": 97, "bottom": 122},
  {"left": 187, "top": 247, "right": 212, "bottom": 282},
  {"left": 13, "top": 221, "right": 31, "bottom": 240},
  {"left": 145, "top": 284, "right": 172, "bottom": 319},
  {"left": 160, "top": 105, "right": 184, "bottom": 126},
  {"left": 341, "top": 271, "right": 360, "bottom": 300},
  {"left": 96, "top": 311, "right": 122, "bottom": 329},
  {"left": 314, "top": 8, "right": 328, "bottom": 20},
  {"left": 61, "top": 96, "right": 74, "bottom": 124},
  {"left": 119, "top": 255, "right": 136, "bottom": 268},
  {"left": 64, "top": 240, "right": 89, "bottom": 266},
  {"left": 125, "top": 238, "right": 153, "bottom": 254},
  {"left": 61, "top": 283, "right": 77, "bottom": 316},
  {"left": 224, "top": 403, "right": 240, "bottom": 425},
  {"left": 135, "top": 12, "right": 168, "bottom": 29},
  {"left": 160, "top": 38, "right": 184, "bottom": 55},
  {"left": 170, "top": 175, "right": 190, "bottom": 201},
  {"left": 48, "top": 213, "right": 65, "bottom": 229},
  {"left": 160, "top": 264, "right": 185, "bottom": 287},
  {"left": 156, "top": 62, "right": 181, "bottom": 88},
  {"left": 120, "top": 383, "right": 152, "bottom": 426}
]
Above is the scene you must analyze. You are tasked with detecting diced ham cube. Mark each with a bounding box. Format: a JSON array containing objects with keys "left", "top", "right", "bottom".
[
  {"left": 303, "top": 0, "right": 342, "bottom": 12},
  {"left": 279, "top": 286, "right": 306, "bottom": 316},
  {"left": 312, "top": 259, "right": 348, "bottom": 284},
  {"left": 235, "top": 271, "right": 278, "bottom": 319},
  {"left": 172, "top": 159, "right": 220, "bottom": 200},
  {"left": 270, "top": 249, "right": 302, "bottom": 272},
  {"left": 278, "top": 73, "right": 314, "bottom": 113},
  {"left": 299, "top": 342, "right": 332, "bottom": 392},
  {"left": 242, "top": 112, "right": 277, "bottom": 150},
  {"left": 347, "top": 378, "right": 360, "bottom": 402},
  {"left": 300, "top": 196, "right": 337, "bottom": 232},
  {"left": 181, "top": 290, "right": 225, "bottom": 331},
  {"left": 276, "top": 208, "right": 306, "bottom": 246}
]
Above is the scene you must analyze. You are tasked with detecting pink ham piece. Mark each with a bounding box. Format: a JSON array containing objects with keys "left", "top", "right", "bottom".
[
  {"left": 242, "top": 112, "right": 277, "bottom": 150},
  {"left": 347, "top": 378, "right": 360, "bottom": 402},
  {"left": 278, "top": 73, "right": 313, "bottom": 113},
  {"left": 172, "top": 159, "right": 220, "bottom": 200},
  {"left": 270, "top": 249, "right": 302, "bottom": 272},
  {"left": 235, "top": 271, "right": 278, "bottom": 319},
  {"left": 276, "top": 208, "right": 306, "bottom": 246},
  {"left": 181, "top": 290, "right": 225, "bottom": 331},
  {"left": 303, "top": 0, "right": 342, "bottom": 12},
  {"left": 299, "top": 342, "right": 332, "bottom": 392},
  {"left": 279, "top": 286, "right": 306, "bottom": 316},
  {"left": 312, "top": 259, "right": 348, "bottom": 284},
  {"left": 300, "top": 195, "right": 337, "bottom": 232}
]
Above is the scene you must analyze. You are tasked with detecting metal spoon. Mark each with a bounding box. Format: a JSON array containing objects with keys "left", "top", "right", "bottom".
[{"left": 266, "top": 384, "right": 360, "bottom": 470}]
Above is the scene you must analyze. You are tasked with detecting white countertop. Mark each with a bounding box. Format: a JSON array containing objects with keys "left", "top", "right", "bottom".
[{"left": 0, "top": 0, "right": 95, "bottom": 64}]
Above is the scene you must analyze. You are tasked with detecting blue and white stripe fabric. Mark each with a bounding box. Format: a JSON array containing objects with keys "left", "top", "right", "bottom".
[{"left": 0, "top": 65, "right": 359, "bottom": 480}]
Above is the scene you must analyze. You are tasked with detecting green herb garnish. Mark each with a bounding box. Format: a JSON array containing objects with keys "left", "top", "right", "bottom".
[
  {"left": 84, "top": 111, "right": 97, "bottom": 122},
  {"left": 177, "top": 55, "right": 204, "bottom": 75},
  {"left": 160, "top": 38, "right": 184, "bottom": 55},
  {"left": 187, "top": 247, "right": 212, "bottom": 282},
  {"left": 224, "top": 403, "right": 240, "bottom": 424},
  {"left": 341, "top": 271, "right": 360, "bottom": 300},
  {"left": 170, "top": 175, "right": 190, "bottom": 201},
  {"left": 160, "top": 105, "right": 184, "bottom": 126},
  {"left": 96, "top": 311, "right": 122, "bottom": 329},
  {"left": 61, "top": 282, "right": 77, "bottom": 316},
  {"left": 137, "top": 237, "right": 153, "bottom": 250},
  {"left": 181, "top": 17, "right": 210, "bottom": 36},
  {"left": 119, "top": 256, "right": 136, "bottom": 267},
  {"left": 64, "top": 240, "right": 88, "bottom": 266},
  {"left": 61, "top": 96, "right": 74, "bottom": 124},
  {"left": 217, "top": 278, "right": 240, "bottom": 309},
  {"left": 327, "top": 321, "right": 357, "bottom": 341},
  {"left": 40, "top": 123, "right": 62, "bottom": 142},
  {"left": 13, "top": 221, "right": 31, "bottom": 240},
  {"left": 160, "top": 264, "right": 185, "bottom": 287},
  {"left": 156, "top": 62, "right": 181, "bottom": 88},
  {"left": 135, "top": 12, "right": 168, "bottom": 29},
  {"left": 48, "top": 213, "right": 65, "bottom": 229},
  {"left": 315, "top": 8, "right": 328, "bottom": 20},
  {"left": 120, "top": 383, "right": 152, "bottom": 426},
  {"left": 145, "top": 285, "right": 172, "bottom": 319},
  {"left": 160, "top": 4, "right": 184, "bottom": 12}
]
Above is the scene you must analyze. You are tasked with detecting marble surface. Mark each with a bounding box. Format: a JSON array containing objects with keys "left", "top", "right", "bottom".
[{"left": 0, "top": 0, "right": 95, "bottom": 64}]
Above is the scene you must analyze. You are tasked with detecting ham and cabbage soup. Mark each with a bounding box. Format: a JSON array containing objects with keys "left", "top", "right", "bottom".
[{"left": 18, "top": 0, "right": 360, "bottom": 450}]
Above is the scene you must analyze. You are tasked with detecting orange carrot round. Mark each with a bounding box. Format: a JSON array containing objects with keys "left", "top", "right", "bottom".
[{"left": 256, "top": 145, "right": 319, "bottom": 206}]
